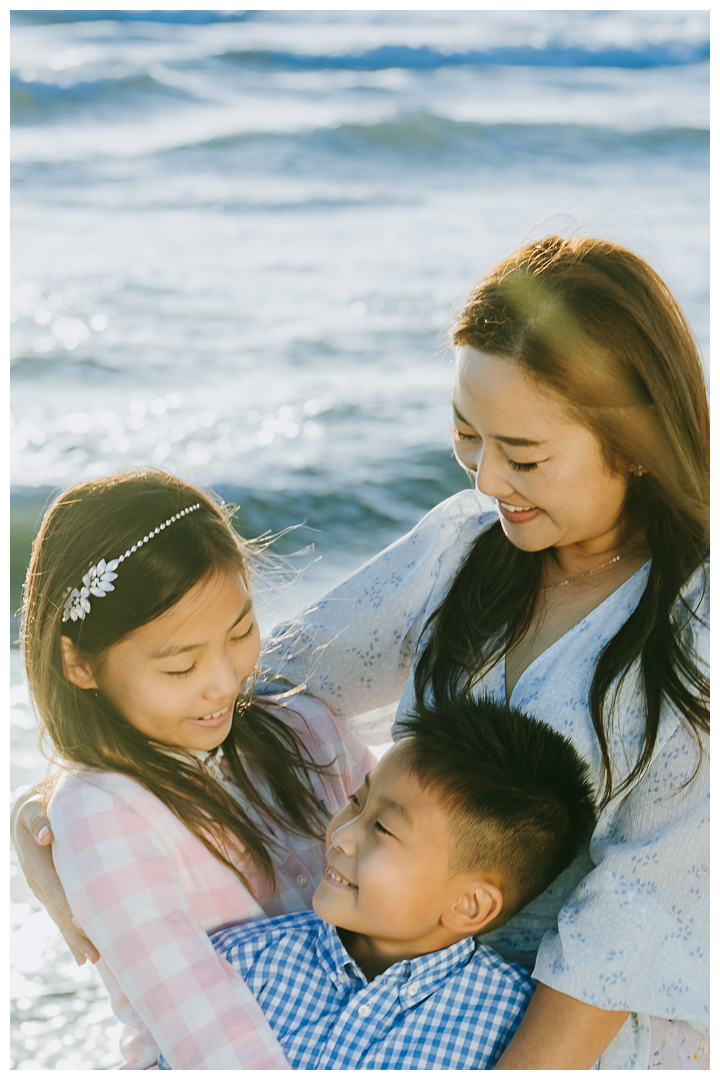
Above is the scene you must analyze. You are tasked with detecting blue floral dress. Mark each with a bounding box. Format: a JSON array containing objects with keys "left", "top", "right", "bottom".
[{"left": 264, "top": 490, "right": 709, "bottom": 1070}]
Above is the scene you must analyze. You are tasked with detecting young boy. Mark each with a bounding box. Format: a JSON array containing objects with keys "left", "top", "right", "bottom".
[{"left": 161, "top": 696, "right": 596, "bottom": 1070}]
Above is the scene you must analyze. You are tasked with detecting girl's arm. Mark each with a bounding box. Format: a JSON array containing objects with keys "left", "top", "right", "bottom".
[
  {"left": 494, "top": 984, "right": 629, "bottom": 1069},
  {"left": 49, "top": 775, "right": 291, "bottom": 1071}
]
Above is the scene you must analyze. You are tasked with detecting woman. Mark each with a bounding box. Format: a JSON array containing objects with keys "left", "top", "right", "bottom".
[{"left": 13, "top": 235, "right": 709, "bottom": 1069}]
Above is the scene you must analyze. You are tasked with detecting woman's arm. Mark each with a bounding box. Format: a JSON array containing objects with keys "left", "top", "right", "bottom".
[
  {"left": 494, "top": 984, "right": 629, "bottom": 1069},
  {"left": 264, "top": 491, "right": 489, "bottom": 730},
  {"left": 520, "top": 721, "right": 709, "bottom": 1068},
  {"left": 10, "top": 787, "right": 99, "bottom": 964}
]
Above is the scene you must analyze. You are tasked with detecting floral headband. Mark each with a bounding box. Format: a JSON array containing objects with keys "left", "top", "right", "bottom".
[{"left": 62, "top": 503, "right": 201, "bottom": 623}]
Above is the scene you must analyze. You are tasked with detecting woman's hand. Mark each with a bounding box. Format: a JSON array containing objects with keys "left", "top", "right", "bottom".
[
  {"left": 10, "top": 788, "right": 100, "bottom": 965},
  {"left": 494, "top": 983, "right": 629, "bottom": 1069}
]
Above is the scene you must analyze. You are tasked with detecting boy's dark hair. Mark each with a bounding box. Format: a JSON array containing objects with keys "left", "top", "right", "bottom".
[{"left": 397, "top": 695, "right": 596, "bottom": 927}]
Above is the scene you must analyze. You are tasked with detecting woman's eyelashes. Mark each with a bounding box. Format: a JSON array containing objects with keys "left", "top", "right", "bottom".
[
  {"left": 451, "top": 426, "right": 479, "bottom": 443},
  {"left": 452, "top": 426, "right": 542, "bottom": 472}
]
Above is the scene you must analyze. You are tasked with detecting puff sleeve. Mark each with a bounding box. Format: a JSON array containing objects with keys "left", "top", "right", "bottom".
[{"left": 262, "top": 490, "right": 491, "bottom": 739}]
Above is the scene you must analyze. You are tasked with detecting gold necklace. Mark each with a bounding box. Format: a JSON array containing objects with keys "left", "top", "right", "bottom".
[{"left": 541, "top": 552, "right": 625, "bottom": 591}]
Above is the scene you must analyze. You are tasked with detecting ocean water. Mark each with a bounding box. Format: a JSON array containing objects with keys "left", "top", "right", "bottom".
[{"left": 10, "top": 9, "right": 709, "bottom": 1070}]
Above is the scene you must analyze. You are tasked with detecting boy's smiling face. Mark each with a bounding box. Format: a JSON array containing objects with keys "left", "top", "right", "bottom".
[{"left": 313, "top": 742, "right": 502, "bottom": 969}]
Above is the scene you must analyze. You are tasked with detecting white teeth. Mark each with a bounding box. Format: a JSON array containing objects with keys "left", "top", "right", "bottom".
[
  {"left": 326, "top": 867, "right": 353, "bottom": 886},
  {"left": 201, "top": 707, "right": 227, "bottom": 720},
  {"left": 500, "top": 501, "right": 533, "bottom": 512}
]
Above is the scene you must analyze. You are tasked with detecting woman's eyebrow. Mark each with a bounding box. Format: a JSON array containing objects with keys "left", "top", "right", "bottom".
[
  {"left": 451, "top": 401, "right": 475, "bottom": 428},
  {"left": 452, "top": 401, "right": 544, "bottom": 447},
  {"left": 150, "top": 599, "right": 253, "bottom": 659},
  {"left": 495, "top": 434, "right": 545, "bottom": 447}
]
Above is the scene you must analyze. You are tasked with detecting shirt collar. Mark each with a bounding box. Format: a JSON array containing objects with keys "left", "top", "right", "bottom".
[
  {"left": 315, "top": 918, "right": 366, "bottom": 993},
  {"left": 395, "top": 936, "right": 477, "bottom": 1008},
  {"left": 314, "top": 920, "right": 479, "bottom": 1003}
]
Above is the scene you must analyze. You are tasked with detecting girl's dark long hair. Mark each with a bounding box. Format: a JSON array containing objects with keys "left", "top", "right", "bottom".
[
  {"left": 22, "top": 469, "right": 335, "bottom": 895},
  {"left": 415, "top": 236, "right": 709, "bottom": 805}
]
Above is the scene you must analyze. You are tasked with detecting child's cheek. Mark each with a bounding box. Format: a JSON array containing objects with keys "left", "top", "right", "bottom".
[{"left": 363, "top": 852, "right": 396, "bottom": 902}]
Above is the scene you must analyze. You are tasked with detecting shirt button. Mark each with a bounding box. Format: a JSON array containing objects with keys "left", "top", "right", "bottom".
[
  {"left": 406, "top": 983, "right": 419, "bottom": 996},
  {"left": 357, "top": 1003, "right": 371, "bottom": 1018},
  {"left": 296, "top": 874, "right": 308, "bottom": 887}
]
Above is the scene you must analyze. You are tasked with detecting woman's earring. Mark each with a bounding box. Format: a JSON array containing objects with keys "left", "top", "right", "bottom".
[{"left": 628, "top": 463, "right": 647, "bottom": 477}]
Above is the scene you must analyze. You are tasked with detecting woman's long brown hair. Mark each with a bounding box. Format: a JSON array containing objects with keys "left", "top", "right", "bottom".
[
  {"left": 21, "top": 469, "right": 335, "bottom": 895},
  {"left": 415, "top": 235, "right": 709, "bottom": 805}
]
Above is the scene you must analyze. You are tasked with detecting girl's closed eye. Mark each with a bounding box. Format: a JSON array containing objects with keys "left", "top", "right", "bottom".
[
  {"left": 164, "top": 620, "right": 255, "bottom": 677},
  {"left": 509, "top": 460, "right": 540, "bottom": 473},
  {"left": 373, "top": 820, "right": 392, "bottom": 837},
  {"left": 165, "top": 663, "right": 196, "bottom": 678}
]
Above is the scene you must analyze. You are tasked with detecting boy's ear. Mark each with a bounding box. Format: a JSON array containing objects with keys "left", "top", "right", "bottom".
[
  {"left": 60, "top": 637, "right": 99, "bottom": 690},
  {"left": 441, "top": 879, "right": 503, "bottom": 936}
]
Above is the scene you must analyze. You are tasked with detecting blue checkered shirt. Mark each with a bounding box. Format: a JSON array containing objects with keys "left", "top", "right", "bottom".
[{"left": 158, "top": 910, "right": 534, "bottom": 1069}]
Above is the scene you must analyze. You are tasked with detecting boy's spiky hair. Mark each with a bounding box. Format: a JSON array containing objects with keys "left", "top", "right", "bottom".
[{"left": 397, "top": 695, "right": 596, "bottom": 927}]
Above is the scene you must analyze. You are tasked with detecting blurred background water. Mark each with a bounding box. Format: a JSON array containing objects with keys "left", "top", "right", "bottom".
[{"left": 10, "top": 9, "right": 709, "bottom": 1069}]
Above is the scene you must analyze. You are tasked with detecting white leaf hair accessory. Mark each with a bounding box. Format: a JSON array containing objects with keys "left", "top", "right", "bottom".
[{"left": 62, "top": 503, "right": 201, "bottom": 623}]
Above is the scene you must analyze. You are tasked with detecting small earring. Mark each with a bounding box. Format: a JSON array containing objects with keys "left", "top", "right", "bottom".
[
  {"left": 236, "top": 661, "right": 261, "bottom": 715},
  {"left": 628, "top": 463, "right": 646, "bottom": 477}
]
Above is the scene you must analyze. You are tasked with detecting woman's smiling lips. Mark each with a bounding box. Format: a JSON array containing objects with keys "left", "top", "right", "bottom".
[
  {"left": 497, "top": 500, "right": 541, "bottom": 525},
  {"left": 189, "top": 702, "right": 235, "bottom": 729},
  {"left": 323, "top": 864, "right": 357, "bottom": 889}
]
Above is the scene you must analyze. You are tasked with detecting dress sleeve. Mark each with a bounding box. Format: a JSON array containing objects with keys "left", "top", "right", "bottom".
[
  {"left": 533, "top": 725, "right": 709, "bottom": 1033},
  {"left": 262, "top": 491, "right": 490, "bottom": 735},
  {"left": 48, "top": 779, "right": 291, "bottom": 1071}
]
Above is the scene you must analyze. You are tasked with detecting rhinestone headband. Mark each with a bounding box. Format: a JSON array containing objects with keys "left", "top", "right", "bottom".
[{"left": 62, "top": 503, "right": 201, "bottom": 623}]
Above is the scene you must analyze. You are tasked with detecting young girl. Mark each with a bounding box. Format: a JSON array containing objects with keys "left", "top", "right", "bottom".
[{"left": 21, "top": 468, "right": 376, "bottom": 1070}]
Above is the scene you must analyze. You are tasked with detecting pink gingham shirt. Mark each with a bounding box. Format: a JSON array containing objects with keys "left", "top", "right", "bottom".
[{"left": 48, "top": 694, "right": 376, "bottom": 1070}]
